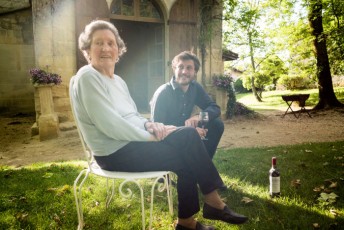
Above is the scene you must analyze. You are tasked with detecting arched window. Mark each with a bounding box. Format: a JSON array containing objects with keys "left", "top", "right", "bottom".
[{"left": 111, "top": 0, "right": 163, "bottom": 23}]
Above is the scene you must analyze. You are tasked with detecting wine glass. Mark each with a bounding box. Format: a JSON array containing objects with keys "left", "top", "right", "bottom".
[{"left": 199, "top": 111, "right": 209, "bottom": 140}]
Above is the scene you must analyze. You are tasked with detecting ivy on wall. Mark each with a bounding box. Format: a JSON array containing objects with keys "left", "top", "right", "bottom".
[{"left": 199, "top": 0, "right": 222, "bottom": 86}]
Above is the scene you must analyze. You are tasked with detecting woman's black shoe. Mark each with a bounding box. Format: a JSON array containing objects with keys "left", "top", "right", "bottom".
[
  {"left": 203, "top": 203, "right": 248, "bottom": 225},
  {"left": 175, "top": 222, "right": 215, "bottom": 230}
]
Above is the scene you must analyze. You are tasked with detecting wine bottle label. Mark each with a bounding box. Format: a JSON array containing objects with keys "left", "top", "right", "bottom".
[{"left": 269, "top": 176, "right": 280, "bottom": 193}]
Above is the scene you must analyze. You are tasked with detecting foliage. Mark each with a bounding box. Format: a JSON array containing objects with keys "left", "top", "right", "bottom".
[
  {"left": 1, "top": 141, "right": 344, "bottom": 229},
  {"left": 222, "top": 0, "right": 344, "bottom": 103},
  {"left": 277, "top": 74, "right": 317, "bottom": 90},
  {"left": 212, "top": 74, "right": 237, "bottom": 118},
  {"left": 28, "top": 68, "right": 62, "bottom": 86},
  {"left": 212, "top": 74, "right": 254, "bottom": 118},
  {"left": 233, "top": 101, "right": 255, "bottom": 117},
  {"left": 199, "top": 0, "right": 222, "bottom": 85},
  {"left": 223, "top": 0, "right": 269, "bottom": 101},
  {"left": 234, "top": 78, "right": 250, "bottom": 93},
  {"left": 212, "top": 74, "right": 234, "bottom": 90},
  {"left": 321, "top": 0, "right": 344, "bottom": 75}
]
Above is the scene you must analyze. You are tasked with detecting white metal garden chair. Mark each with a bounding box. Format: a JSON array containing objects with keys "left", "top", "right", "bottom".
[{"left": 69, "top": 81, "right": 173, "bottom": 230}]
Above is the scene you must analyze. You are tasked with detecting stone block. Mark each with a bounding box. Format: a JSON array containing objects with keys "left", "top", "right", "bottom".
[{"left": 38, "top": 113, "right": 59, "bottom": 141}]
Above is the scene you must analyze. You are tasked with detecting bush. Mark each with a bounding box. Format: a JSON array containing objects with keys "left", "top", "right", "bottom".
[
  {"left": 234, "top": 78, "right": 250, "bottom": 93},
  {"left": 277, "top": 74, "right": 316, "bottom": 90},
  {"left": 212, "top": 74, "right": 256, "bottom": 119}
]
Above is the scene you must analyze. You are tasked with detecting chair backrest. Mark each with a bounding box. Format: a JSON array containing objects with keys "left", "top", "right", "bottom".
[{"left": 69, "top": 77, "right": 94, "bottom": 167}]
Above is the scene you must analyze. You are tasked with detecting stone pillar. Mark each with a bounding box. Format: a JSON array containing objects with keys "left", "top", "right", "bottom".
[
  {"left": 36, "top": 85, "right": 59, "bottom": 141},
  {"left": 216, "top": 89, "right": 228, "bottom": 120}
]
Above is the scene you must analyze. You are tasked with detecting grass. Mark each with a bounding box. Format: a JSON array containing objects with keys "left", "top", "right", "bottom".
[
  {"left": 236, "top": 87, "right": 344, "bottom": 111},
  {"left": 1, "top": 87, "right": 344, "bottom": 229},
  {"left": 1, "top": 141, "right": 343, "bottom": 229}
]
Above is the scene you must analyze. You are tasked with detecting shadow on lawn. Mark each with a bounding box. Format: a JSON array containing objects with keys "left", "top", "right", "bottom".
[
  {"left": 0, "top": 162, "right": 174, "bottom": 229},
  {"left": 213, "top": 142, "right": 344, "bottom": 229}
]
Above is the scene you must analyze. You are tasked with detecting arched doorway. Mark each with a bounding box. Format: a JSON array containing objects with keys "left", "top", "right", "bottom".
[{"left": 111, "top": 0, "right": 165, "bottom": 112}]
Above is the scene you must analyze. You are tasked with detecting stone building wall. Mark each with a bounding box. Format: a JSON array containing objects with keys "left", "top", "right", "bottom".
[
  {"left": 0, "top": 0, "right": 225, "bottom": 137},
  {"left": 0, "top": 9, "right": 35, "bottom": 114},
  {"left": 31, "top": 0, "right": 77, "bottom": 122}
]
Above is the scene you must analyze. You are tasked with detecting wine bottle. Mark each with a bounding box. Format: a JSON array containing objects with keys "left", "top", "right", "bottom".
[{"left": 269, "top": 157, "right": 280, "bottom": 197}]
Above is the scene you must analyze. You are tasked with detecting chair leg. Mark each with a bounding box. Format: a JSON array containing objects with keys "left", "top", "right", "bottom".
[
  {"left": 73, "top": 169, "right": 90, "bottom": 230},
  {"left": 149, "top": 177, "right": 158, "bottom": 229},
  {"left": 119, "top": 179, "right": 146, "bottom": 230},
  {"left": 166, "top": 174, "right": 174, "bottom": 215},
  {"left": 149, "top": 174, "right": 174, "bottom": 229}
]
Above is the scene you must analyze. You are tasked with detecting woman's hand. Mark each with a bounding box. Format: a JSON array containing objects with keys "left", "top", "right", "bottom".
[{"left": 145, "top": 122, "right": 176, "bottom": 141}]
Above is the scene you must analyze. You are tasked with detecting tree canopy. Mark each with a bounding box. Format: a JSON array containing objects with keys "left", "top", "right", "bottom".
[{"left": 223, "top": 0, "right": 344, "bottom": 108}]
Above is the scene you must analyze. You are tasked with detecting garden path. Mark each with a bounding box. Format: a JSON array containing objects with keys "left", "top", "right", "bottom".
[{"left": 1, "top": 108, "right": 344, "bottom": 167}]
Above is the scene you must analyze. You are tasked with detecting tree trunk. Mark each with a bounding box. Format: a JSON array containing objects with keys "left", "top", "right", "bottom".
[
  {"left": 248, "top": 32, "right": 262, "bottom": 102},
  {"left": 308, "top": 0, "right": 343, "bottom": 109}
]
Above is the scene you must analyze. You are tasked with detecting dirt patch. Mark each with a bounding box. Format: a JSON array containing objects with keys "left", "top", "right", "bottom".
[{"left": 1, "top": 108, "right": 344, "bottom": 167}]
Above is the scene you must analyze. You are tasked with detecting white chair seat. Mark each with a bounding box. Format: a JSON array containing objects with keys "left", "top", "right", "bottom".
[{"left": 89, "top": 161, "right": 170, "bottom": 179}]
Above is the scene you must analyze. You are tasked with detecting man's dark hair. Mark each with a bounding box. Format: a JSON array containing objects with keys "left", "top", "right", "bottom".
[{"left": 172, "top": 51, "right": 200, "bottom": 73}]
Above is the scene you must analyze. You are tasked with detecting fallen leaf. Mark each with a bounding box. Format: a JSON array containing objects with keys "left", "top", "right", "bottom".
[
  {"left": 329, "top": 182, "right": 338, "bottom": 189},
  {"left": 15, "top": 212, "right": 28, "bottom": 222},
  {"left": 241, "top": 197, "right": 254, "bottom": 204},
  {"left": 291, "top": 179, "right": 301, "bottom": 188},
  {"left": 313, "top": 187, "right": 322, "bottom": 192},
  {"left": 313, "top": 223, "right": 320, "bottom": 228}
]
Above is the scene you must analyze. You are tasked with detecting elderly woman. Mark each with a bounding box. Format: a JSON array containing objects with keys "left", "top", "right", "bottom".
[{"left": 70, "top": 20, "right": 247, "bottom": 230}]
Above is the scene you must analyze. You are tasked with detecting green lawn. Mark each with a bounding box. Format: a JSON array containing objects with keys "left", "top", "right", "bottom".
[
  {"left": 236, "top": 87, "right": 344, "bottom": 111},
  {"left": 1, "top": 141, "right": 343, "bottom": 229}
]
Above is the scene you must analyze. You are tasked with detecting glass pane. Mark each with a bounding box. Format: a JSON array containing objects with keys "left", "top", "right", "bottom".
[
  {"left": 122, "top": 0, "right": 134, "bottom": 16},
  {"left": 140, "top": 0, "right": 161, "bottom": 19},
  {"left": 111, "top": 0, "right": 121, "bottom": 14}
]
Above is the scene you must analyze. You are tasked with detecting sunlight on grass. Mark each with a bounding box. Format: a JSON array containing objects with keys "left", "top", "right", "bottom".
[{"left": 236, "top": 87, "right": 344, "bottom": 112}]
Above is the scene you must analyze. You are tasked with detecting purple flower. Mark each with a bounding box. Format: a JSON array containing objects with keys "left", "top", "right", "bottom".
[
  {"left": 28, "top": 68, "right": 62, "bottom": 85},
  {"left": 212, "top": 75, "right": 233, "bottom": 90}
]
